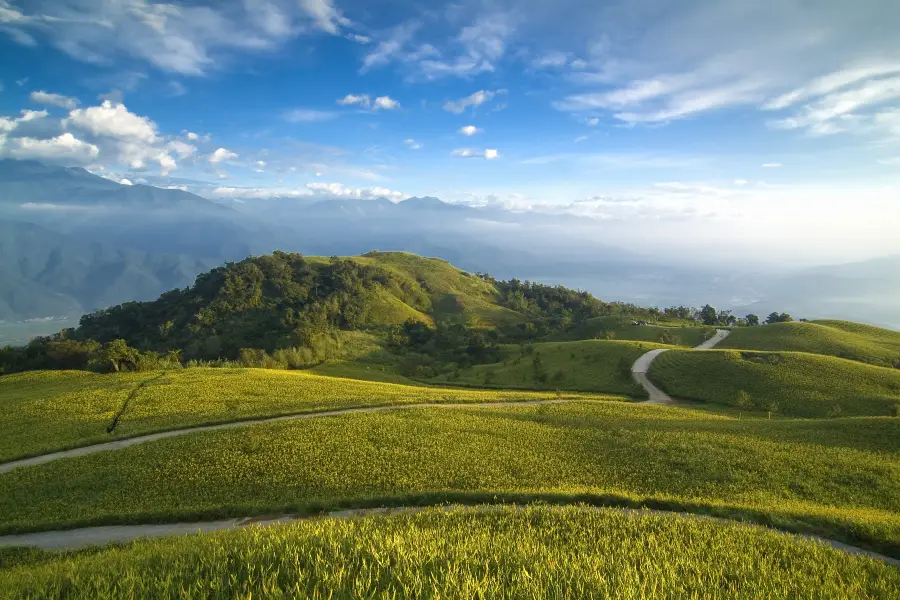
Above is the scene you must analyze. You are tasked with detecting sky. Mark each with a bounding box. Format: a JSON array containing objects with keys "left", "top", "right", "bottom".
[{"left": 1, "top": 0, "right": 899, "bottom": 265}]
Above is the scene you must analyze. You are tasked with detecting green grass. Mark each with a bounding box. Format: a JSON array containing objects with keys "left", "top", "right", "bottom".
[
  {"left": 2, "top": 506, "right": 897, "bottom": 599},
  {"left": 315, "top": 251, "right": 525, "bottom": 328},
  {"left": 650, "top": 350, "right": 900, "bottom": 418},
  {"left": 554, "top": 315, "right": 715, "bottom": 346},
  {"left": 2, "top": 401, "right": 898, "bottom": 556},
  {"left": 429, "top": 339, "right": 667, "bottom": 396},
  {"left": 723, "top": 321, "right": 900, "bottom": 368},
  {"left": 0, "top": 369, "right": 608, "bottom": 463}
]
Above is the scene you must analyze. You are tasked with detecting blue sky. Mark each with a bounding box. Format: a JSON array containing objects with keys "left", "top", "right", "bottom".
[{"left": 1, "top": 0, "right": 899, "bottom": 263}]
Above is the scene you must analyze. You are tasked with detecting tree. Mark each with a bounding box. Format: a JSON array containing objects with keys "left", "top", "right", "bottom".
[
  {"left": 700, "top": 304, "right": 718, "bottom": 326},
  {"left": 98, "top": 339, "right": 139, "bottom": 373},
  {"left": 766, "top": 312, "right": 794, "bottom": 324},
  {"left": 733, "top": 390, "right": 752, "bottom": 410},
  {"left": 745, "top": 314, "right": 760, "bottom": 326},
  {"left": 764, "top": 400, "right": 779, "bottom": 419}
]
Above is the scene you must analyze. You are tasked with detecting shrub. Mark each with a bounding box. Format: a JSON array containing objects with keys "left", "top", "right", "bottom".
[{"left": 733, "top": 390, "right": 752, "bottom": 410}]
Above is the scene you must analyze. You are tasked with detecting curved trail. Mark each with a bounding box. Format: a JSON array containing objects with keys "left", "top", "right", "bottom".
[
  {"left": 0, "top": 504, "right": 896, "bottom": 567},
  {"left": 632, "top": 329, "right": 731, "bottom": 404},
  {"left": 0, "top": 399, "right": 579, "bottom": 475}
]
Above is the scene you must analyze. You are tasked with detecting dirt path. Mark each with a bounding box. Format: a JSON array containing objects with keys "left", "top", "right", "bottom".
[
  {"left": 0, "top": 504, "right": 896, "bottom": 567},
  {"left": 631, "top": 329, "right": 731, "bottom": 404},
  {"left": 0, "top": 399, "right": 579, "bottom": 475}
]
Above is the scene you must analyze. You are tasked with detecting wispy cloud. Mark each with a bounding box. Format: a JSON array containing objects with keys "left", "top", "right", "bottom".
[
  {"left": 283, "top": 108, "right": 337, "bottom": 123},
  {"left": 29, "top": 90, "right": 79, "bottom": 110},
  {"left": 453, "top": 148, "right": 499, "bottom": 159},
  {"left": 443, "top": 90, "right": 505, "bottom": 114}
]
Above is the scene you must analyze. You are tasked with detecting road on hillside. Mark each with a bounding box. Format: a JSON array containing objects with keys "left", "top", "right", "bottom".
[
  {"left": 0, "top": 399, "right": 580, "bottom": 475},
  {"left": 0, "top": 504, "right": 896, "bottom": 568},
  {"left": 631, "top": 329, "right": 731, "bottom": 404}
]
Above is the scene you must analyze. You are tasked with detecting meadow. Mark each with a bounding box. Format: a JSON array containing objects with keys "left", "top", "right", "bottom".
[
  {"left": 0, "top": 368, "right": 610, "bottom": 463},
  {"left": 2, "top": 506, "right": 898, "bottom": 599},
  {"left": 650, "top": 349, "right": 900, "bottom": 418},
  {"left": 1, "top": 401, "right": 899, "bottom": 556},
  {"left": 722, "top": 321, "right": 900, "bottom": 368},
  {"left": 428, "top": 339, "right": 667, "bottom": 395},
  {"left": 554, "top": 315, "right": 715, "bottom": 346}
]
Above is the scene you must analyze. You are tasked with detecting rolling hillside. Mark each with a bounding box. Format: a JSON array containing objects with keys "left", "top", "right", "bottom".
[
  {"left": 649, "top": 349, "right": 900, "bottom": 417},
  {"left": 722, "top": 321, "right": 900, "bottom": 368}
]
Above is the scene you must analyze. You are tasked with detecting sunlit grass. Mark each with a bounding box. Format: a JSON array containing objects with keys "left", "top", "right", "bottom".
[{"left": 2, "top": 506, "right": 897, "bottom": 599}]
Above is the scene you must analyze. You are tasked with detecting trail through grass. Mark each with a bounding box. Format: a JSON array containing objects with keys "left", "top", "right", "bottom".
[
  {"left": 650, "top": 349, "right": 900, "bottom": 417},
  {"left": 1, "top": 401, "right": 898, "bottom": 556},
  {"left": 0, "top": 369, "right": 611, "bottom": 463},
  {"left": 1, "top": 506, "right": 897, "bottom": 599}
]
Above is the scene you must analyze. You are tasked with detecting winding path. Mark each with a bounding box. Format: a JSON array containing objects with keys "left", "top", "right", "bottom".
[
  {"left": 0, "top": 399, "right": 579, "bottom": 475},
  {"left": 632, "top": 329, "right": 731, "bottom": 404},
  {"left": 0, "top": 504, "right": 896, "bottom": 567}
]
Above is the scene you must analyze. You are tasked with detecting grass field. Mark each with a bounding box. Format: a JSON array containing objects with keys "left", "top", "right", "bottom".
[
  {"left": 722, "top": 321, "right": 900, "bottom": 368},
  {"left": 2, "top": 506, "right": 897, "bottom": 599},
  {"left": 649, "top": 350, "right": 900, "bottom": 418},
  {"left": 553, "top": 315, "right": 714, "bottom": 346},
  {"left": 2, "top": 401, "right": 898, "bottom": 556},
  {"left": 428, "top": 339, "right": 667, "bottom": 396},
  {"left": 0, "top": 369, "right": 610, "bottom": 463}
]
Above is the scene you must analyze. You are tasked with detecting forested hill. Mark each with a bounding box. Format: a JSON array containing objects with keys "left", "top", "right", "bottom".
[{"left": 72, "top": 251, "right": 658, "bottom": 360}]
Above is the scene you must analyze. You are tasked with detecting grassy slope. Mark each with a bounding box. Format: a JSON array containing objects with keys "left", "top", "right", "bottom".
[
  {"left": 428, "top": 339, "right": 667, "bottom": 396},
  {"left": 0, "top": 369, "right": 611, "bottom": 463},
  {"left": 1, "top": 401, "right": 898, "bottom": 556},
  {"left": 650, "top": 350, "right": 900, "bottom": 418},
  {"left": 311, "top": 252, "right": 524, "bottom": 329},
  {"left": 553, "top": 315, "right": 715, "bottom": 346},
  {"left": 722, "top": 321, "right": 900, "bottom": 367},
  {"left": 2, "top": 506, "right": 897, "bottom": 599}
]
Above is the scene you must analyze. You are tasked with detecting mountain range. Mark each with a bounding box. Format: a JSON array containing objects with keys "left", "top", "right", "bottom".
[{"left": 0, "top": 158, "right": 898, "bottom": 329}]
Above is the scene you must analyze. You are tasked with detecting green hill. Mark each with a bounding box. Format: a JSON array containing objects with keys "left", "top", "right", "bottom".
[
  {"left": 428, "top": 339, "right": 668, "bottom": 396},
  {"left": 649, "top": 349, "right": 900, "bottom": 417},
  {"left": 3, "top": 506, "right": 896, "bottom": 599},
  {"left": 722, "top": 321, "right": 900, "bottom": 368}
]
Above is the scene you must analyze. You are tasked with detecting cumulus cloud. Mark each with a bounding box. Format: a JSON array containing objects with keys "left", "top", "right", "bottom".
[
  {"left": 29, "top": 90, "right": 79, "bottom": 110},
  {"left": 0, "top": 109, "right": 48, "bottom": 133},
  {"left": 458, "top": 125, "right": 481, "bottom": 136},
  {"left": 306, "top": 181, "right": 409, "bottom": 200},
  {"left": 443, "top": 90, "right": 504, "bottom": 114},
  {"left": 453, "top": 148, "right": 499, "bottom": 160},
  {"left": 4, "top": 132, "right": 99, "bottom": 162},
  {"left": 209, "top": 147, "right": 238, "bottom": 164},
  {"left": 167, "top": 140, "right": 196, "bottom": 158},
  {"left": 337, "top": 93, "right": 370, "bottom": 108},
  {"left": 66, "top": 101, "right": 158, "bottom": 143},
  {"left": 119, "top": 178, "right": 133, "bottom": 185},
  {"left": 373, "top": 95, "right": 400, "bottom": 111}
]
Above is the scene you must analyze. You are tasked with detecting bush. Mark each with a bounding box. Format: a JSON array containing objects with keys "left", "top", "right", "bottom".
[{"left": 733, "top": 390, "right": 752, "bottom": 410}]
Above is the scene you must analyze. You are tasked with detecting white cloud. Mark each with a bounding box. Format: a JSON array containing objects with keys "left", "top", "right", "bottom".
[
  {"left": 458, "top": 125, "right": 481, "bottom": 136},
  {"left": 443, "top": 90, "right": 503, "bottom": 114},
  {"left": 767, "top": 75, "right": 900, "bottom": 135},
  {"left": 763, "top": 63, "right": 900, "bottom": 110},
  {"left": 66, "top": 101, "right": 158, "bottom": 143},
  {"left": 588, "top": 118, "right": 600, "bottom": 126},
  {"left": 761, "top": 163, "right": 783, "bottom": 168},
  {"left": 404, "top": 138, "right": 422, "bottom": 150},
  {"left": 0, "top": 109, "right": 48, "bottom": 133},
  {"left": 878, "top": 156, "right": 900, "bottom": 165},
  {"left": 532, "top": 51, "right": 571, "bottom": 69},
  {"left": 306, "top": 181, "right": 409, "bottom": 200},
  {"left": 119, "top": 178, "right": 133, "bottom": 185},
  {"left": 453, "top": 148, "right": 499, "bottom": 160},
  {"left": 212, "top": 186, "right": 310, "bottom": 199},
  {"left": 2, "top": 0, "right": 349, "bottom": 76},
  {"left": 255, "top": 160, "right": 266, "bottom": 172},
  {"left": 4, "top": 132, "right": 99, "bottom": 162},
  {"left": 299, "top": 0, "right": 349, "bottom": 35},
  {"left": 184, "top": 131, "right": 199, "bottom": 141},
  {"left": 283, "top": 108, "right": 337, "bottom": 122},
  {"left": 360, "top": 21, "right": 421, "bottom": 72},
  {"left": 574, "top": 135, "right": 588, "bottom": 143},
  {"left": 29, "top": 90, "right": 78, "bottom": 110},
  {"left": 209, "top": 147, "right": 237, "bottom": 164},
  {"left": 373, "top": 95, "right": 400, "bottom": 111},
  {"left": 167, "top": 140, "right": 196, "bottom": 158},
  {"left": 337, "top": 93, "right": 370, "bottom": 108},
  {"left": 346, "top": 33, "right": 370, "bottom": 44},
  {"left": 733, "top": 179, "right": 749, "bottom": 186}
]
